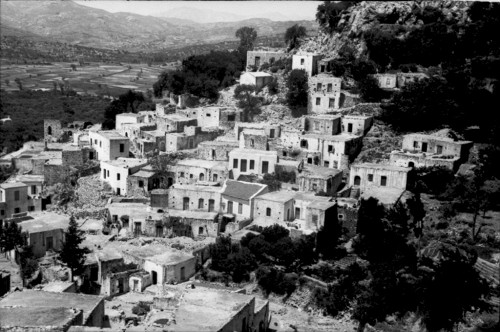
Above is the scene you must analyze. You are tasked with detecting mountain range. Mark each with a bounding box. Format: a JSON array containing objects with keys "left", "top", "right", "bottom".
[{"left": 0, "top": 1, "right": 318, "bottom": 52}]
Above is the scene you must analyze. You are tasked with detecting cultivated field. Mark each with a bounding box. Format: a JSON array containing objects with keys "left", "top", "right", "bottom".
[{"left": 0, "top": 61, "right": 178, "bottom": 97}]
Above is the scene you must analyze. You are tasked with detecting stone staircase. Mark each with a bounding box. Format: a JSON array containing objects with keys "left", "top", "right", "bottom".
[{"left": 285, "top": 287, "right": 313, "bottom": 309}]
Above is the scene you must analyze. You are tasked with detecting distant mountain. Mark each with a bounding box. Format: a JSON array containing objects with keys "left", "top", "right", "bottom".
[
  {"left": 0, "top": 1, "right": 318, "bottom": 52},
  {"left": 157, "top": 7, "right": 247, "bottom": 23}
]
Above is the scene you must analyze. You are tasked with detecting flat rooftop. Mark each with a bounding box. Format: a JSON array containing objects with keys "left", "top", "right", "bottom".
[
  {"left": 94, "top": 130, "right": 127, "bottom": 140},
  {"left": 18, "top": 212, "right": 69, "bottom": 233},
  {"left": 308, "top": 200, "right": 336, "bottom": 210},
  {"left": 147, "top": 250, "right": 195, "bottom": 266},
  {"left": 405, "top": 133, "right": 472, "bottom": 144},
  {"left": 300, "top": 165, "right": 343, "bottom": 178},
  {"left": 0, "top": 290, "right": 104, "bottom": 324},
  {"left": 176, "top": 159, "right": 227, "bottom": 170},
  {"left": 117, "top": 112, "right": 143, "bottom": 118},
  {"left": 229, "top": 148, "right": 278, "bottom": 156},
  {"left": 106, "top": 202, "right": 164, "bottom": 220},
  {"left": 242, "top": 128, "right": 267, "bottom": 136},
  {"left": 303, "top": 133, "right": 361, "bottom": 142},
  {"left": 342, "top": 115, "right": 373, "bottom": 120},
  {"left": 167, "top": 209, "right": 219, "bottom": 220},
  {"left": 160, "top": 114, "right": 194, "bottom": 122},
  {"left": 293, "top": 191, "right": 332, "bottom": 203},
  {"left": 41, "top": 281, "right": 75, "bottom": 293},
  {"left": 244, "top": 71, "right": 272, "bottom": 78},
  {"left": 170, "top": 184, "right": 223, "bottom": 193},
  {"left": 0, "top": 306, "right": 82, "bottom": 329},
  {"left": 102, "top": 157, "right": 148, "bottom": 168},
  {"left": 0, "top": 182, "right": 27, "bottom": 189},
  {"left": 307, "top": 114, "right": 341, "bottom": 120},
  {"left": 352, "top": 163, "right": 411, "bottom": 172},
  {"left": 361, "top": 187, "right": 406, "bottom": 206},
  {"left": 255, "top": 190, "right": 297, "bottom": 203},
  {"left": 129, "top": 170, "right": 156, "bottom": 178},
  {"left": 198, "top": 140, "right": 239, "bottom": 147},
  {"left": 173, "top": 287, "right": 255, "bottom": 331},
  {"left": 142, "top": 130, "right": 166, "bottom": 137}
]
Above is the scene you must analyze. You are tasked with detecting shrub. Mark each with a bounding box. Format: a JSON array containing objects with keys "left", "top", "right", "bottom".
[
  {"left": 132, "top": 302, "right": 151, "bottom": 316},
  {"left": 266, "top": 77, "right": 279, "bottom": 95},
  {"left": 270, "top": 66, "right": 279, "bottom": 73},
  {"left": 286, "top": 69, "right": 308, "bottom": 108}
]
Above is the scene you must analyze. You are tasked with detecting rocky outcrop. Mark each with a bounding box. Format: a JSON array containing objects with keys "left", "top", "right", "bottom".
[{"left": 299, "top": 1, "right": 470, "bottom": 59}]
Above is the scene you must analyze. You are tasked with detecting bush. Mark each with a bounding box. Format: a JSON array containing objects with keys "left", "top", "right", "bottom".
[
  {"left": 266, "top": 77, "right": 279, "bottom": 95},
  {"left": 132, "top": 302, "right": 151, "bottom": 316},
  {"left": 286, "top": 69, "right": 308, "bottom": 110},
  {"left": 270, "top": 66, "right": 279, "bottom": 73}
]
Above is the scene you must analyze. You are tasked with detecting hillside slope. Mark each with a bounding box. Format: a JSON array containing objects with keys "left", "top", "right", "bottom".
[{"left": 299, "top": 1, "right": 469, "bottom": 57}]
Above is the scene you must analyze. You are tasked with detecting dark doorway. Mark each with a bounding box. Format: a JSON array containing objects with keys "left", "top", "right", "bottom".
[
  {"left": 46, "top": 236, "right": 53, "bottom": 250},
  {"left": 208, "top": 199, "right": 215, "bottom": 212},
  {"left": 152, "top": 271, "right": 158, "bottom": 284},
  {"left": 381, "top": 176, "right": 387, "bottom": 186},
  {"left": 118, "top": 278, "right": 124, "bottom": 293},
  {"left": 241, "top": 159, "right": 247, "bottom": 172},
  {"left": 167, "top": 177, "right": 173, "bottom": 188},
  {"left": 422, "top": 142, "right": 428, "bottom": 152},
  {"left": 47, "top": 126, "right": 52, "bottom": 135},
  {"left": 180, "top": 266, "right": 186, "bottom": 281},
  {"left": 262, "top": 161, "right": 269, "bottom": 174},
  {"left": 156, "top": 225, "right": 163, "bottom": 237},
  {"left": 295, "top": 207, "right": 300, "bottom": 219},
  {"left": 183, "top": 197, "right": 189, "bottom": 210},
  {"left": 227, "top": 201, "right": 233, "bottom": 214},
  {"left": 255, "top": 57, "right": 260, "bottom": 67},
  {"left": 354, "top": 176, "right": 361, "bottom": 186},
  {"left": 348, "top": 123, "right": 353, "bottom": 133}
]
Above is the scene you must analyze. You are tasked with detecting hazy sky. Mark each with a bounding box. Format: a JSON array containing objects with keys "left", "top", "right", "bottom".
[{"left": 76, "top": 1, "right": 322, "bottom": 21}]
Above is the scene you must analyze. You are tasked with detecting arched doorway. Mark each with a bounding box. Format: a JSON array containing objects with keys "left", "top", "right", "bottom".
[
  {"left": 47, "top": 126, "right": 52, "bottom": 135},
  {"left": 354, "top": 176, "right": 361, "bottom": 186},
  {"left": 408, "top": 162, "right": 415, "bottom": 168},
  {"left": 199, "top": 173, "right": 205, "bottom": 181}
]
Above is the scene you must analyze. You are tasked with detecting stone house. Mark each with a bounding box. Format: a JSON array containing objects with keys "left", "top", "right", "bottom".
[
  {"left": 349, "top": 163, "right": 412, "bottom": 206},
  {"left": 0, "top": 182, "right": 41, "bottom": 222},
  {"left": 127, "top": 168, "right": 160, "bottom": 197},
  {"left": 235, "top": 122, "right": 281, "bottom": 140},
  {"left": 229, "top": 149, "right": 278, "bottom": 178},
  {"left": 169, "top": 159, "right": 229, "bottom": 185},
  {"left": 167, "top": 184, "right": 223, "bottom": 213},
  {"left": 0, "top": 290, "right": 105, "bottom": 328},
  {"left": 17, "top": 212, "right": 69, "bottom": 258},
  {"left": 297, "top": 165, "right": 343, "bottom": 195},
  {"left": 302, "top": 114, "right": 342, "bottom": 135},
  {"left": 89, "top": 130, "right": 129, "bottom": 161},
  {"left": 239, "top": 72, "right": 273, "bottom": 90},
  {"left": 253, "top": 191, "right": 296, "bottom": 223},
  {"left": 308, "top": 75, "right": 342, "bottom": 113},
  {"left": 129, "top": 270, "right": 152, "bottom": 292},
  {"left": 166, "top": 126, "right": 223, "bottom": 152},
  {"left": 350, "top": 163, "right": 411, "bottom": 190},
  {"left": 150, "top": 189, "right": 168, "bottom": 210},
  {"left": 198, "top": 139, "right": 240, "bottom": 161},
  {"left": 304, "top": 200, "right": 338, "bottom": 231},
  {"left": 246, "top": 50, "right": 287, "bottom": 69},
  {"left": 178, "top": 106, "right": 242, "bottom": 129},
  {"left": 123, "top": 247, "right": 197, "bottom": 285},
  {"left": 118, "top": 122, "right": 156, "bottom": 141},
  {"left": 292, "top": 53, "right": 323, "bottom": 77},
  {"left": 341, "top": 115, "right": 374, "bottom": 135},
  {"left": 390, "top": 133, "right": 473, "bottom": 170},
  {"left": 221, "top": 180, "right": 268, "bottom": 221},
  {"left": 44, "top": 119, "right": 76, "bottom": 143},
  {"left": 100, "top": 158, "right": 149, "bottom": 196},
  {"left": 239, "top": 128, "right": 269, "bottom": 150},
  {"left": 106, "top": 200, "right": 164, "bottom": 236},
  {"left": 397, "top": 72, "right": 428, "bottom": 88},
  {"left": 156, "top": 114, "right": 197, "bottom": 132},
  {"left": 166, "top": 209, "right": 220, "bottom": 238},
  {"left": 285, "top": 132, "right": 363, "bottom": 170},
  {"left": 141, "top": 130, "right": 167, "bottom": 152},
  {"left": 373, "top": 73, "right": 397, "bottom": 89},
  {"left": 115, "top": 112, "right": 146, "bottom": 131}
]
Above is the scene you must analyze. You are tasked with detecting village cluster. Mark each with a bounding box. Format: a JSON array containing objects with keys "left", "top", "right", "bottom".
[{"left": 0, "top": 50, "right": 475, "bottom": 331}]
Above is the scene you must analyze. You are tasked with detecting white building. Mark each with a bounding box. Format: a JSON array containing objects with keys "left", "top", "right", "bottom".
[
  {"left": 229, "top": 148, "right": 278, "bottom": 178},
  {"left": 115, "top": 113, "right": 146, "bottom": 131},
  {"left": 292, "top": 53, "right": 322, "bottom": 77},
  {"left": 89, "top": 130, "right": 129, "bottom": 161},
  {"left": 100, "top": 158, "right": 149, "bottom": 196},
  {"left": 239, "top": 72, "right": 273, "bottom": 90}
]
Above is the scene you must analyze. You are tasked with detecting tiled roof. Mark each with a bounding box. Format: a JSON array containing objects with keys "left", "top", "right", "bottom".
[{"left": 222, "top": 180, "right": 266, "bottom": 201}]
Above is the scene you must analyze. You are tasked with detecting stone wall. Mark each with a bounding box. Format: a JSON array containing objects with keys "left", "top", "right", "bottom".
[
  {"left": 246, "top": 51, "right": 287, "bottom": 69},
  {"left": 44, "top": 164, "right": 72, "bottom": 186},
  {"left": 198, "top": 141, "right": 239, "bottom": 161},
  {"left": 44, "top": 119, "right": 64, "bottom": 142}
]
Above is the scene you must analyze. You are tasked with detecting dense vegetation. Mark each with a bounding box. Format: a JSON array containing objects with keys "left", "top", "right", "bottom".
[
  {"left": 286, "top": 69, "right": 309, "bottom": 116},
  {"left": 0, "top": 89, "right": 109, "bottom": 153},
  {"left": 102, "top": 90, "right": 154, "bottom": 129},
  {"left": 152, "top": 50, "right": 245, "bottom": 100}
]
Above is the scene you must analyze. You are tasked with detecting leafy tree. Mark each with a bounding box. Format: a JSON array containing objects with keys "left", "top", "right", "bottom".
[
  {"left": 70, "top": 64, "right": 77, "bottom": 71},
  {"left": 417, "top": 248, "right": 491, "bottom": 332},
  {"left": 235, "top": 26, "right": 257, "bottom": 52},
  {"left": 285, "top": 24, "right": 307, "bottom": 51},
  {"left": 209, "top": 235, "right": 237, "bottom": 271},
  {"left": 19, "top": 245, "right": 39, "bottom": 286},
  {"left": 316, "top": 205, "right": 343, "bottom": 260},
  {"left": 148, "top": 152, "right": 182, "bottom": 188},
  {"left": 259, "top": 173, "right": 281, "bottom": 191},
  {"left": 407, "top": 191, "right": 426, "bottom": 239},
  {"left": 226, "top": 246, "right": 258, "bottom": 282},
  {"left": 102, "top": 90, "right": 147, "bottom": 129},
  {"left": 286, "top": 69, "right": 308, "bottom": 109},
  {"left": 234, "top": 84, "right": 261, "bottom": 122},
  {"left": 46, "top": 180, "right": 75, "bottom": 207},
  {"left": 358, "top": 76, "right": 385, "bottom": 102},
  {"left": 316, "top": 1, "right": 356, "bottom": 34},
  {"left": 59, "top": 215, "right": 90, "bottom": 276},
  {"left": 2, "top": 221, "right": 25, "bottom": 257},
  {"left": 414, "top": 166, "right": 456, "bottom": 195}
]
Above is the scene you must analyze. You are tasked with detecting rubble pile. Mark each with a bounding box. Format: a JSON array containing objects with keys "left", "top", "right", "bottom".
[
  {"left": 114, "top": 236, "right": 215, "bottom": 254},
  {"left": 356, "top": 122, "right": 402, "bottom": 163},
  {"left": 65, "top": 173, "right": 109, "bottom": 219}
]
